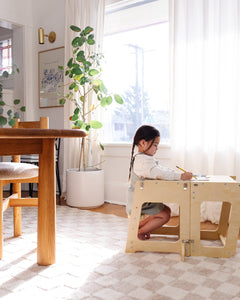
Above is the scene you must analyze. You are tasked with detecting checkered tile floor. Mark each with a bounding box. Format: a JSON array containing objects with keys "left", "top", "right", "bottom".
[{"left": 1, "top": 205, "right": 240, "bottom": 299}]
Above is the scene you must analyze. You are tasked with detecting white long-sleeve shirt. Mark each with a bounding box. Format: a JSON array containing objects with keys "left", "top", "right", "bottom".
[
  {"left": 126, "top": 153, "right": 181, "bottom": 215},
  {"left": 133, "top": 153, "right": 181, "bottom": 181}
]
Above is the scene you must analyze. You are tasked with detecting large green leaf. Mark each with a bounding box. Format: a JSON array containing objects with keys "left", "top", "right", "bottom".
[
  {"left": 99, "top": 81, "right": 107, "bottom": 94},
  {"left": 72, "top": 66, "right": 82, "bottom": 75},
  {"left": 0, "top": 101, "right": 5, "bottom": 106},
  {"left": 59, "top": 98, "right": 66, "bottom": 105},
  {"left": 14, "top": 112, "right": 20, "bottom": 119},
  {"left": 100, "top": 97, "right": 107, "bottom": 107},
  {"left": 13, "top": 99, "right": 21, "bottom": 105},
  {"left": 85, "top": 124, "right": 90, "bottom": 131},
  {"left": 106, "top": 96, "right": 112, "bottom": 105},
  {"left": 114, "top": 94, "right": 124, "bottom": 104},
  {"left": 20, "top": 106, "right": 26, "bottom": 112},
  {"left": 74, "top": 107, "right": 80, "bottom": 115},
  {"left": 83, "top": 26, "right": 93, "bottom": 35},
  {"left": 73, "top": 48, "right": 79, "bottom": 54},
  {"left": 93, "top": 79, "right": 101, "bottom": 87},
  {"left": 89, "top": 120, "right": 103, "bottom": 129},
  {"left": 77, "top": 50, "right": 86, "bottom": 62},
  {"left": 75, "top": 120, "right": 83, "bottom": 128},
  {"left": 88, "top": 69, "right": 99, "bottom": 76},
  {"left": 0, "top": 116, "right": 7, "bottom": 126},
  {"left": 87, "top": 39, "right": 95, "bottom": 45},
  {"left": 79, "top": 76, "right": 86, "bottom": 85},
  {"left": 8, "top": 118, "right": 16, "bottom": 127},
  {"left": 69, "top": 82, "right": 76, "bottom": 90},
  {"left": 72, "top": 37, "right": 81, "bottom": 47},
  {"left": 88, "top": 34, "right": 94, "bottom": 40},
  {"left": 72, "top": 114, "right": 79, "bottom": 121},
  {"left": 67, "top": 58, "right": 73, "bottom": 68},
  {"left": 70, "top": 25, "right": 81, "bottom": 32}
]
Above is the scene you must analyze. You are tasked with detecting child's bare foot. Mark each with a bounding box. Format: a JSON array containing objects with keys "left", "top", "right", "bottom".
[
  {"left": 138, "top": 232, "right": 151, "bottom": 240},
  {"left": 146, "top": 232, "right": 150, "bottom": 239}
]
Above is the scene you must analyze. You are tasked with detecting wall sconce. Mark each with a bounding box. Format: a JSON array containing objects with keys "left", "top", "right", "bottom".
[{"left": 38, "top": 27, "right": 56, "bottom": 44}]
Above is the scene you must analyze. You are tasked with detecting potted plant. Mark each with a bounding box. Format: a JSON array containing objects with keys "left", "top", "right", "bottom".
[
  {"left": 0, "top": 67, "right": 25, "bottom": 127},
  {"left": 59, "top": 25, "right": 123, "bottom": 208}
]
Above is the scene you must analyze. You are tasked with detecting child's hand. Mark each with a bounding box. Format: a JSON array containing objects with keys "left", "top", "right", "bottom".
[{"left": 181, "top": 172, "right": 193, "bottom": 180}]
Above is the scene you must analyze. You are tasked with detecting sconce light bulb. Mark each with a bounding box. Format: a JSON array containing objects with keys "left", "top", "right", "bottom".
[{"left": 38, "top": 27, "right": 44, "bottom": 44}]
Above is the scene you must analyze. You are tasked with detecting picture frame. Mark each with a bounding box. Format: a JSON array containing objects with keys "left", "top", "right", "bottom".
[{"left": 38, "top": 47, "right": 64, "bottom": 108}]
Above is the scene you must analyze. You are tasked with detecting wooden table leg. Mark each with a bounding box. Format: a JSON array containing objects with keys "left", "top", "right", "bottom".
[
  {"left": 37, "top": 138, "right": 56, "bottom": 265},
  {"left": 0, "top": 183, "right": 3, "bottom": 259}
]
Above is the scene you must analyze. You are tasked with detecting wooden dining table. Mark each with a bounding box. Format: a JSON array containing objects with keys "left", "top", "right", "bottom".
[{"left": 0, "top": 128, "right": 86, "bottom": 266}]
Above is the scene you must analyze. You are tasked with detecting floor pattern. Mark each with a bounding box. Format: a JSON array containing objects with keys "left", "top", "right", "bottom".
[{"left": 1, "top": 205, "right": 240, "bottom": 299}]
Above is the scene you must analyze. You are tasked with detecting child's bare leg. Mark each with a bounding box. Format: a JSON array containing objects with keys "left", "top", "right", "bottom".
[
  {"left": 138, "top": 205, "right": 171, "bottom": 240},
  {"left": 138, "top": 216, "right": 151, "bottom": 240},
  {"left": 139, "top": 215, "right": 151, "bottom": 229}
]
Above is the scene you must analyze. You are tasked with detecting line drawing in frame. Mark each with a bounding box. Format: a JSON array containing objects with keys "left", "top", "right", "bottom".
[{"left": 39, "top": 47, "right": 64, "bottom": 108}]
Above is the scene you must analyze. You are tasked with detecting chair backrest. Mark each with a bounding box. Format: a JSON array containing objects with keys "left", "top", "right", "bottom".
[
  {"left": 12, "top": 117, "right": 49, "bottom": 163},
  {"left": 14, "top": 117, "right": 49, "bottom": 129}
]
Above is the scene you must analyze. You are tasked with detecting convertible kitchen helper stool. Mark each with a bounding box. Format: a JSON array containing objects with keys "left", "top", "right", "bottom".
[{"left": 125, "top": 177, "right": 240, "bottom": 261}]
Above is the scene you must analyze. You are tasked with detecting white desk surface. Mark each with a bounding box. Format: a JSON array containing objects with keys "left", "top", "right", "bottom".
[{"left": 192, "top": 175, "right": 235, "bottom": 182}]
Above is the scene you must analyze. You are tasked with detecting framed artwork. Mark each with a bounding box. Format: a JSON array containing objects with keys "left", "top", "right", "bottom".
[{"left": 38, "top": 47, "right": 64, "bottom": 108}]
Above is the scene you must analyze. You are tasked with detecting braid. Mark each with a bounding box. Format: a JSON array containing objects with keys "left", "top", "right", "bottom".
[{"left": 128, "top": 143, "right": 135, "bottom": 181}]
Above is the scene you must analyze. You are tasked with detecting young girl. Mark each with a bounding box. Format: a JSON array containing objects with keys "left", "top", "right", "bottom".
[{"left": 127, "top": 125, "right": 192, "bottom": 240}]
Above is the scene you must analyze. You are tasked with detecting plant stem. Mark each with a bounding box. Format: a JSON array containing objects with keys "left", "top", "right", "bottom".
[{"left": 79, "top": 137, "right": 84, "bottom": 170}]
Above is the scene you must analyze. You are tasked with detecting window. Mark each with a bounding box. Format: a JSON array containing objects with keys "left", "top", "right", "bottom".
[
  {"left": 102, "top": 0, "right": 169, "bottom": 144},
  {"left": 0, "top": 38, "right": 12, "bottom": 76}
]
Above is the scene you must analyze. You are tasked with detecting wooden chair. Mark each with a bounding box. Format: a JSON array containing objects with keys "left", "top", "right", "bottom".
[
  {"left": 0, "top": 117, "right": 49, "bottom": 259},
  {"left": 10, "top": 138, "right": 62, "bottom": 197}
]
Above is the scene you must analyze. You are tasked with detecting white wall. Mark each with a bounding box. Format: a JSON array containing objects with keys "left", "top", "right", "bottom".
[
  {"left": 32, "top": 0, "right": 65, "bottom": 129},
  {"left": 0, "top": 0, "right": 33, "bottom": 27}
]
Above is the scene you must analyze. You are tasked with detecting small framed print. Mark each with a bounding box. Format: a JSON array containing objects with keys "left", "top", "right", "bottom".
[{"left": 39, "top": 47, "right": 64, "bottom": 108}]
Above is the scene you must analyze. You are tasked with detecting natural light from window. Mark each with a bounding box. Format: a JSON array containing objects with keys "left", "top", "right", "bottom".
[
  {"left": 102, "top": 0, "right": 169, "bottom": 144},
  {"left": 0, "top": 38, "right": 12, "bottom": 76}
]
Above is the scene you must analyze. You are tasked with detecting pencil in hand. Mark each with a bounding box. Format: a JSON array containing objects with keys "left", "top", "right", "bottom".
[{"left": 176, "top": 166, "right": 197, "bottom": 179}]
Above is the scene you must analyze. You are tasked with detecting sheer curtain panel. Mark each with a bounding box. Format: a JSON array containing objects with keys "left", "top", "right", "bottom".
[
  {"left": 170, "top": 0, "right": 240, "bottom": 179},
  {"left": 63, "top": 0, "right": 105, "bottom": 194}
]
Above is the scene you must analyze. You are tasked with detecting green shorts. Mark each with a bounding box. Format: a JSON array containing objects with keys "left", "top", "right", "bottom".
[{"left": 141, "top": 202, "right": 164, "bottom": 215}]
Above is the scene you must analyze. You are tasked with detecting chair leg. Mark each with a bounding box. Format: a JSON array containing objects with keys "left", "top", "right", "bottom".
[
  {"left": 14, "top": 207, "right": 21, "bottom": 237},
  {"left": 10, "top": 183, "right": 13, "bottom": 196},
  {"left": 56, "top": 162, "right": 61, "bottom": 196},
  {"left": 29, "top": 183, "right": 33, "bottom": 197},
  {"left": 0, "top": 184, "right": 3, "bottom": 259},
  {"left": 13, "top": 183, "right": 21, "bottom": 237}
]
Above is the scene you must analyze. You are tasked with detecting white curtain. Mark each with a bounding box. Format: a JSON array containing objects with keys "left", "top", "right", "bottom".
[
  {"left": 63, "top": 0, "right": 105, "bottom": 195},
  {"left": 170, "top": 0, "right": 240, "bottom": 179}
]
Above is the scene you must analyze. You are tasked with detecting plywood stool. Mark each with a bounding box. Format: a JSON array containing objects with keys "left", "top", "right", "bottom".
[
  {"left": 126, "top": 180, "right": 190, "bottom": 261},
  {"left": 190, "top": 181, "right": 240, "bottom": 258}
]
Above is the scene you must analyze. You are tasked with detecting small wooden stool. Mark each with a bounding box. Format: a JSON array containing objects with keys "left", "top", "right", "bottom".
[{"left": 125, "top": 180, "right": 191, "bottom": 261}]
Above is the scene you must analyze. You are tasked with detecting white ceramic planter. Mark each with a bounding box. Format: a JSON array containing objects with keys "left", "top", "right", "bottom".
[{"left": 66, "top": 168, "right": 104, "bottom": 208}]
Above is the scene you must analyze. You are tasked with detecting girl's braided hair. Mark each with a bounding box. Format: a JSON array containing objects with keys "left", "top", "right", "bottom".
[{"left": 128, "top": 125, "right": 160, "bottom": 180}]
